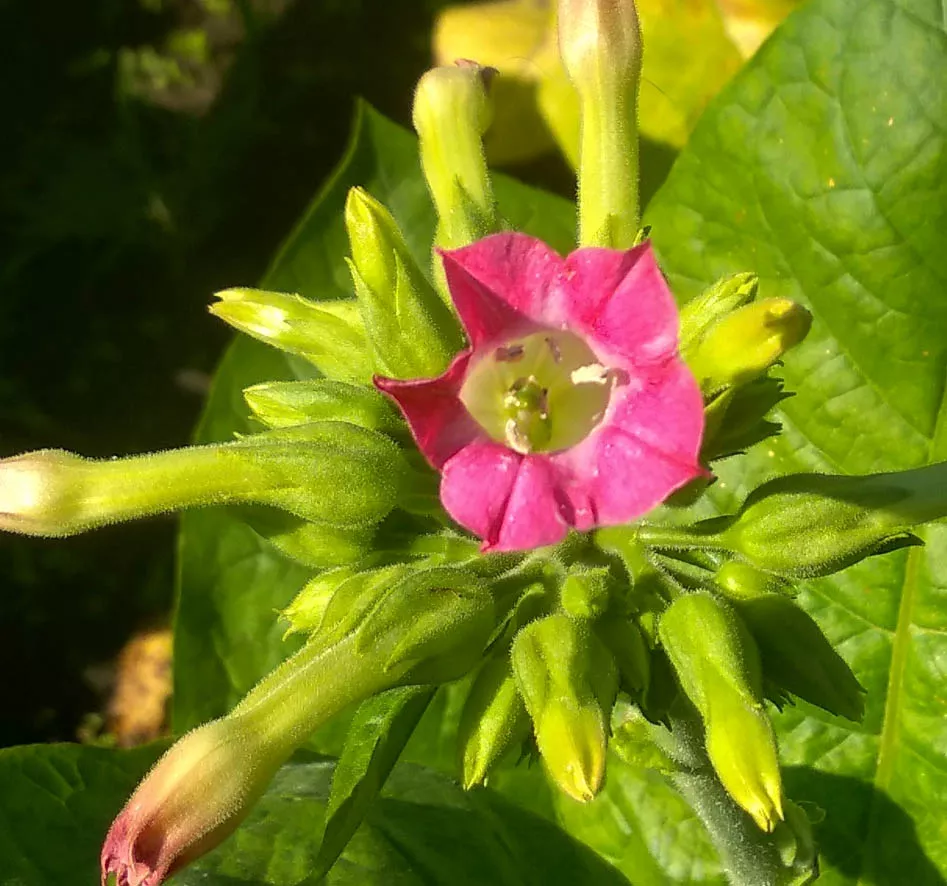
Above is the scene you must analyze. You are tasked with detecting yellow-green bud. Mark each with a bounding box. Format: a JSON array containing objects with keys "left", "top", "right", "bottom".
[
  {"left": 344, "top": 187, "right": 463, "bottom": 378},
  {"left": 659, "top": 592, "right": 784, "bottom": 832},
  {"left": 737, "top": 594, "right": 865, "bottom": 722},
  {"left": 512, "top": 613, "right": 617, "bottom": 802},
  {"left": 679, "top": 272, "right": 759, "bottom": 354},
  {"left": 559, "top": 0, "right": 642, "bottom": 247},
  {"left": 243, "top": 380, "right": 402, "bottom": 434},
  {"left": 413, "top": 62, "right": 499, "bottom": 250},
  {"left": 458, "top": 651, "right": 531, "bottom": 789},
  {"left": 210, "top": 289, "right": 371, "bottom": 382},
  {"left": 687, "top": 298, "right": 812, "bottom": 397}
]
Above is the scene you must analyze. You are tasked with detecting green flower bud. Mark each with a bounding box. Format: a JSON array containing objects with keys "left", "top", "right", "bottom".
[
  {"left": 687, "top": 298, "right": 812, "bottom": 397},
  {"left": 413, "top": 62, "right": 499, "bottom": 250},
  {"left": 458, "top": 651, "right": 531, "bottom": 789},
  {"left": 317, "top": 563, "right": 413, "bottom": 646},
  {"left": 344, "top": 187, "right": 464, "bottom": 378},
  {"left": 737, "top": 594, "right": 865, "bottom": 722},
  {"left": 560, "top": 565, "right": 610, "bottom": 620},
  {"left": 512, "top": 613, "right": 617, "bottom": 802},
  {"left": 210, "top": 289, "right": 372, "bottom": 382},
  {"left": 243, "top": 380, "right": 402, "bottom": 434},
  {"left": 356, "top": 566, "right": 495, "bottom": 684},
  {"left": 0, "top": 423, "right": 404, "bottom": 538},
  {"left": 559, "top": 0, "right": 642, "bottom": 247},
  {"left": 699, "top": 465, "right": 947, "bottom": 578},
  {"left": 679, "top": 273, "right": 759, "bottom": 354},
  {"left": 715, "top": 560, "right": 793, "bottom": 600},
  {"left": 659, "top": 592, "right": 783, "bottom": 832},
  {"left": 595, "top": 614, "right": 650, "bottom": 695}
]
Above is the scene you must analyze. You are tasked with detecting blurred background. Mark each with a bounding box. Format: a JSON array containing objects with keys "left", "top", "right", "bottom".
[{"left": 0, "top": 0, "right": 793, "bottom": 748}]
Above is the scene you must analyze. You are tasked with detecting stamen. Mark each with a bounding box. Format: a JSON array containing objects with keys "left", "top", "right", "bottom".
[
  {"left": 570, "top": 363, "right": 611, "bottom": 386},
  {"left": 495, "top": 344, "right": 525, "bottom": 362},
  {"left": 544, "top": 336, "right": 562, "bottom": 363}
]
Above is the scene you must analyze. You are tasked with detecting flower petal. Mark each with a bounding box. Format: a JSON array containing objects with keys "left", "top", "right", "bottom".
[
  {"left": 440, "top": 233, "right": 565, "bottom": 348},
  {"left": 560, "top": 242, "right": 680, "bottom": 366},
  {"left": 440, "top": 442, "right": 567, "bottom": 551},
  {"left": 375, "top": 353, "right": 479, "bottom": 469},
  {"left": 550, "top": 360, "right": 705, "bottom": 528}
]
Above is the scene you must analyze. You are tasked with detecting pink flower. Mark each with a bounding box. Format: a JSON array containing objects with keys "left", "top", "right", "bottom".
[{"left": 376, "top": 232, "right": 706, "bottom": 552}]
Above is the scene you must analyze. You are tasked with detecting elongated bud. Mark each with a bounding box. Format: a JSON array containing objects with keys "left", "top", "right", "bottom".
[
  {"left": 102, "top": 627, "right": 407, "bottom": 885},
  {"left": 413, "top": 62, "right": 499, "bottom": 250},
  {"left": 0, "top": 424, "right": 404, "bottom": 538},
  {"left": 737, "top": 594, "right": 865, "bottom": 721},
  {"left": 679, "top": 273, "right": 759, "bottom": 354},
  {"left": 687, "top": 298, "right": 812, "bottom": 397},
  {"left": 694, "top": 463, "right": 947, "bottom": 577},
  {"left": 243, "top": 380, "right": 402, "bottom": 434},
  {"left": 559, "top": 0, "right": 642, "bottom": 247},
  {"left": 458, "top": 651, "right": 531, "bottom": 789},
  {"left": 210, "top": 289, "right": 372, "bottom": 382},
  {"left": 560, "top": 565, "right": 610, "bottom": 619},
  {"left": 512, "top": 613, "right": 617, "bottom": 802},
  {"left": 659, "top": 592, "right": 784, "bottom": 831},
  {"left": 345, "top": 187, "right": 463, "bottom": 378}
]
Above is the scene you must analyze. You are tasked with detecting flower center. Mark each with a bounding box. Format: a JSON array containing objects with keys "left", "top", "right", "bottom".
[{"left": 460, "top": 331, "right": 614, "bottom": 454}]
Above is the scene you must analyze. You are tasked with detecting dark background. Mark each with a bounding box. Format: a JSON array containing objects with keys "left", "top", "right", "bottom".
[{"left": 0, "top": 0, "right": 513, "bottom": 747}]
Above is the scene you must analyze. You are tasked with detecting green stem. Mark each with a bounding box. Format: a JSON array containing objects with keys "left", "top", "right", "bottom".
[
  {"left": 576, "top": 83, "right": 640, "bottom": 248},
  {"left": 661, "top": 715, "right": 785, "bottom": 886}
]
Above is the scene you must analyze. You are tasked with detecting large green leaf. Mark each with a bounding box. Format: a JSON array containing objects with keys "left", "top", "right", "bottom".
[
  {"left": 171, "top": 758, "right": 629, "bottom": 886},
  {"left": 646, "top": 0, "right": 947, "bottom": 881},
  {"left": 173, "top": 104, "right": 575, "bottom": 733},
  {"left": 0, "top": 742, "right": 164, "bottom": 886}
]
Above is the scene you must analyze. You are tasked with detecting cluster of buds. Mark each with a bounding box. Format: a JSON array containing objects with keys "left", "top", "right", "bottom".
[{"left": 2, "top": 2, "right": 946, "bottom": 885}]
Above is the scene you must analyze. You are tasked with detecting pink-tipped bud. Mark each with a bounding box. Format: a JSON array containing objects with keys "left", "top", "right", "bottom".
[{"left": 101, "top": 716, "right": 279, "bottom": 885}]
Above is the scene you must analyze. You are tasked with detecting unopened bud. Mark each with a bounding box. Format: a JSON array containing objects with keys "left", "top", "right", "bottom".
[
  {"left": 413, "top": 62, "right": 499, "bottom": 250},
  {"left": 687, "top": 298, "right": 812, "bottom": 396},
  {"left": 280, "top": 565, "right": 361, "bottom": 638},
  {"left": 0, "top": 424, "right": 404, "bottom": 538},
  {"left": 458, "top": 651, "right": 531, "bottom": 788},
  {"left": 737, "top": 594, "right": 865, "bottom": 721},
  {"left": 700, "top": 464, "right": 947, "bottom": 577},
  {"left": 210, "top": 289, "right": 371, "bottom": 382},
  {"left": 345, "top": 187, "right": 463, "bottom": 378},
  {"left": 679, "top": 273, "right": 759, "bottom": 354},
  {"left": 243, "top": 379, "right": 402, "bottom": 434},
  {"left": 659, "top": 592, "right": 783, "bottom": 831},
  {"left": 559, "top": 0, "right": 642, "bottom": 246},
  {"left": 512, "top": 613, "right": 617, "bottom": 802}
]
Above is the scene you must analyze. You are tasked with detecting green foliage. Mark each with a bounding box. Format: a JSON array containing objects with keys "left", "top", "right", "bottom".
[{"left": 646, "top": 0, "right": 947, "bottom": 879}]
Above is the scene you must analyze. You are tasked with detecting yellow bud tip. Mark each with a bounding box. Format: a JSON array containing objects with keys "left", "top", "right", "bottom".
[{"left": 537, "top": 702, "right": 606, "bottom": 803}]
